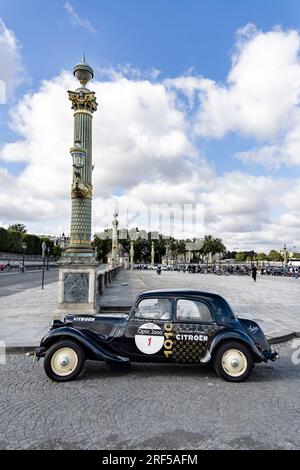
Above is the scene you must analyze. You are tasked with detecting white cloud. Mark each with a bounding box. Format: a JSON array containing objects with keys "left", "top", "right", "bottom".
[
  {"left": 0, "top": 70, "right": 205, "bottom": 237},
  {"left": 64, "top": 2, "right": 97, "bottom": 35},
  {"left": 2, "top": 25, "right": 300, "bottom": 250},
  {"left": 195, "top": 25, "right": 300, "bottom": 140},
  {"left": 0, "top": 18, "right": 24, "bottom": 102}
]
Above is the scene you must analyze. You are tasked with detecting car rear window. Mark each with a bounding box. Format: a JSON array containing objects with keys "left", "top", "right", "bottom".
[{"left": 176, "top": 299, "right": 213, "bottom": 322}]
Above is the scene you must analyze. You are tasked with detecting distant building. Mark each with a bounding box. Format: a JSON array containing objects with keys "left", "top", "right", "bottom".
[{"left": 40, "top": 233, "right": 70, "bottom": 249}]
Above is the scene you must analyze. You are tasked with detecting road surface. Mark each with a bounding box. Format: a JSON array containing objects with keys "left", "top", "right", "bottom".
[{"left": 0, "top": 269, "right": 58, "bottom": 297}]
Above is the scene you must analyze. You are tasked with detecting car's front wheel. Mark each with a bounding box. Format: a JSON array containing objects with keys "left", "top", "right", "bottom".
[
  {"left": 44, "top": 340, "right": 85, "bottom": 382},
  {"left": 213, "top": 341, "right": 253, "bottom": 382}
]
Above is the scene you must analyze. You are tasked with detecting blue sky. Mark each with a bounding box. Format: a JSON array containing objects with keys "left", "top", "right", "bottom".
[
  {"left": 1, "top": 0, "right": 300, "bottom": 174},
  {"left": 1, "top": 0, "right": 300, "bottom": 249},
  {"left": 1, "top": 0, "right": 300, "bottom": 92}
]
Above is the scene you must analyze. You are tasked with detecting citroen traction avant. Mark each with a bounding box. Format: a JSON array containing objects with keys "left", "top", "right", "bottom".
[{"left": 35, "top": 289, "right": 278, "bottom": 382}]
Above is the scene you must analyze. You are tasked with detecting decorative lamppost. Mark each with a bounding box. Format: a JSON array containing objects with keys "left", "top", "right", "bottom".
[
  {"left": 46, "top": 246, "right": 50, "bottom": 270},
  {"left": 110, "top": 212, "right": 119, "bottom": 267},
  {"left": 54, "top": 55, "right": 99, "bottom": 318},
  {"left": 283, "top": 244, "right": 288, "bottom": 266},
  {"left": 130, "top": 240, "right": 134, "bottom": 269},
  {"left": 41, "top": 241, "right": 46, "bottom": 289},
  {"left": 21, "top": 241, "right": 27, "bottom": 273},
  {"left": 151, "top": 241, "right": 155, "bottom": 266}
]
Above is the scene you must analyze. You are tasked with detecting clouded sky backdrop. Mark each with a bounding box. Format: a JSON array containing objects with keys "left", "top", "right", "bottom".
[{"left": 1, "top": 0, "right": 300, "bottom": 250}]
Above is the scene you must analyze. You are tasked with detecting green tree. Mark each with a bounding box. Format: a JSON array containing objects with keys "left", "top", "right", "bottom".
[
  {"left": 53, "top": 245, "right": 62, "bottom": 260},
  {"left": 235, "top": 251, "right": 247, "bottom": 262},
  {"left": 257, "top": 252, "right": 267, "bottom": 261},
  {"left": 0, "top": 227, "right": 10, "bottom": 252},
  {"left": 8, "top": 224, "right": 27, "bottom": 233},
  {"left": 201, "top": 235, "right": 226, "bottom": 256},
  {"left": 268, "top": 250, "right": 283, "bottom": 262},
  {"left": 93, "top": 233, "right": 112, "bottom": 262},
  {"left": 23, "top": 234, "right": 41, "bottom": 255},
  {"left": 8, "top": 231, "right": 23, "bottom": 253}
]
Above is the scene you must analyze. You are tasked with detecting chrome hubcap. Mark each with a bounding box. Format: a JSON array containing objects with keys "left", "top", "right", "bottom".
[
  {"left": 60, "top": 357, "right": 69, "bottom": 366},
  {"left": 222, "top": 349, "right": 247, "bottom": 377},
  {"left": 51, "top": 348, "right": 78, "bottom": 376}
]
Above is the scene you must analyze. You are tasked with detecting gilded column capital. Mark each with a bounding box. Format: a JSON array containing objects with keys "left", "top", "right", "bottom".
[{"left": 68, "top": 89, "right": 98, "bottom": 113}]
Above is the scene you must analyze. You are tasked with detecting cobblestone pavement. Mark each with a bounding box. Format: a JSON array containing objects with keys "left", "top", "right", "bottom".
[
  {"left": 0, "top": 341, "right": 299, "bottom": 450},
  {"left": 100, "top": 271, "right": 300, "bottom": 340}
]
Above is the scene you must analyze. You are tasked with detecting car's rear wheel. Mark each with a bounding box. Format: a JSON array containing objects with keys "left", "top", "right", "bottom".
[
  {"left": 213, "top": 341, "right": 253, "bottom": 382},
  {"left": 44, "top": 340, "right": 85, "bottom": 382}
]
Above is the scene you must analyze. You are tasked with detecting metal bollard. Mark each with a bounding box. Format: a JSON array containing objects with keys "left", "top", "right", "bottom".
[{"left": 98, "top": 274, "right": 103, "bottom": 296}]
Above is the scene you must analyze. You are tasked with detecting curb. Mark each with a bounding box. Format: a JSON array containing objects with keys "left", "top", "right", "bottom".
[
  {"left": 267, "top": 331, "right": 300, "bottom": 345},
  {"left": 6, "top": 346, "right": 37, "bottom": 354}
]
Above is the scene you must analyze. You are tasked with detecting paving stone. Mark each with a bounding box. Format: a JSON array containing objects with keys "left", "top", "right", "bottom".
[{"left": 0, "top": 342, "right": 299, "bottom": 449}]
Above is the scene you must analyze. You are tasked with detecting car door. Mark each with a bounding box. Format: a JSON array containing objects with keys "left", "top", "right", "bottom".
[
  {"left": 112, "top": 296, "right": 174, "bottom": 362},
  {"left": 172, "top": 297, "right": 218, "bottom": 363}
]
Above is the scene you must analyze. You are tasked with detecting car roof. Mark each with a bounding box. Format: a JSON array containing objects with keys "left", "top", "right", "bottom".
[{"left": 136, "top": 288, "right": 226, "bottom": 302}]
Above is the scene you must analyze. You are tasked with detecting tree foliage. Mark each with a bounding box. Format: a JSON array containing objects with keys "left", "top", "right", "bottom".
[
  {"left": 0, "top": 227, "right": 10, "bottom": 251},
  {"left": 8, "top": 224, "right": 27, "bottom": 233}
]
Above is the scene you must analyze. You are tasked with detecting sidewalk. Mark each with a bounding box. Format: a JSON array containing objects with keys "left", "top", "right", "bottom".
[
  {"left": 1, "top": 270, "right": 300, "bottom": 348},
  {"left": 0, "top": 282, "right": 57, "bottom": 347}
]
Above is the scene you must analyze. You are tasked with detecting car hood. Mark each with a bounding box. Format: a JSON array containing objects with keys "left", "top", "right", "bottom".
[{"left": 63, "top": 313, "right": 128, "bottom": 338}]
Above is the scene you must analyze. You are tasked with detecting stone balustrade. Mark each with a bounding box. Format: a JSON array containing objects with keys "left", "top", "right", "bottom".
[{"left": 96, "top": 265, "right": 121, "bottom": 296}]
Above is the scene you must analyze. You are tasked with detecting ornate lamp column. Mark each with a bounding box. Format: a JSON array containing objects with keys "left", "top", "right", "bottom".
[
  {"left": 64, "top": 54, "right": 97, "bottom": 255},
  {"left": 55, "top": 55, "right": 99, "bottom": 318},
  {"left": 110, "top": 212, "right": 119, "bottom": 267},
  {"left": 130, "top": 240, "right": 134, "bottom": 269},
  {"left": 151, "top": 241, "right": 155, "bottom": 265}
]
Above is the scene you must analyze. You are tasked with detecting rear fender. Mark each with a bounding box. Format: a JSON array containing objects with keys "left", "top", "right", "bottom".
[
  {"left": 207, "top": 329, "right": 266, "bottom": 363},
  {"left": 37, "top": 326, "right": 129, "bottom": 364}
]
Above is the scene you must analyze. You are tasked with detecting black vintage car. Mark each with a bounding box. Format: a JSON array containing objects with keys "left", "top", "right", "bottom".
[{"left": 36, "top": 289, "right": 278, "bottom": 382}]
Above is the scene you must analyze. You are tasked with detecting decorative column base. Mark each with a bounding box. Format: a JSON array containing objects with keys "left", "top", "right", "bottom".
[{"left": 53, "top": 256, "right": 99, "bottom": 319}]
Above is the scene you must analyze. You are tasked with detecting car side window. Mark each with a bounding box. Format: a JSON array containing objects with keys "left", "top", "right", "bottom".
[
  {"left": 135, "top": 298, "right": 171, "bottom": 320},
  {"left": 176, "top": 299, "right": 213, "bottom": 322}
]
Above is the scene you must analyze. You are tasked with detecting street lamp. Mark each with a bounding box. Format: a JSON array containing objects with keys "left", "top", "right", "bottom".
[
  {"left": 21, "top": 241, "right": 27, "bottom": 273},
  {"left": 70, "top": 141, "right": 86, "bottom": 173},
  {"left": 41, "top": 241, "right": 46, "bottom": 290},
  {"left": 46, "top": 246, "right": 50, "bottom": 271},
  {"left": 283, "top": 244, "right": 288, "bottom": 266}
]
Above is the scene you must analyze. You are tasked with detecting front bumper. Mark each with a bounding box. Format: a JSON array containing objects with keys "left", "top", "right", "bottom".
[
  {"left": 263, "top": 348, "right": 279, "bottom": 361},
  {"left": 35, "top": 346, "right": 47, "bottom": 359}
]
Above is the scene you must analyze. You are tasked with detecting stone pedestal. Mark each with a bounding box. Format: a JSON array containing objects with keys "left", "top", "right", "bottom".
[{"left": 54, "top": 256, "right": 99, "bottom": 319}]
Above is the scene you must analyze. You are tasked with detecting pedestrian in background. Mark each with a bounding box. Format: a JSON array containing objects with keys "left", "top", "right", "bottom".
[{"left": 251, "top": 265, "right": 257, "bottom": 282}]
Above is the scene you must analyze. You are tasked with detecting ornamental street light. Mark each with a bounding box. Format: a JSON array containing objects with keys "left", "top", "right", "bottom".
[
  {"left": 21, "top": 241, "right": 27, "bottom": 273},
  {"left": 71, "top": 140, "right": 86, "bottom": 171},
  {"left": 63, "top": 54, "right": 98, "bottom": 257},
  {"left": 41, "top": 241, "right": 46, "bottom": 290},
  {"left": 283, "top": 244, "right": 288, "bottom": 266},
  {"left": 54, "top": 55, "right": 99, "bottom": 318},
  {"left": 46, "top": 246, "right": 50, "bottom": 271}
]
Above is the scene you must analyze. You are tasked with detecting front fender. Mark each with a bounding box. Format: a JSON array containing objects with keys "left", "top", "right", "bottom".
[
  {"left": 207, "top": 329, "right": 266, "bottom": 363},
  {"left": 37, "top": 326, "right": 129, "bottom": 364}
]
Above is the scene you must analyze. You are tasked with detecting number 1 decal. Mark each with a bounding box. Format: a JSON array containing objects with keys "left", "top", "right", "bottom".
[{"left": 148, "top": 337, "right": 152, "bottom": 346}]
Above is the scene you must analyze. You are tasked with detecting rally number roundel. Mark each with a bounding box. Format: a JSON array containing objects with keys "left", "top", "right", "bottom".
[{"left": 135, "top": 323, "right": 164, "bottom": 354}]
